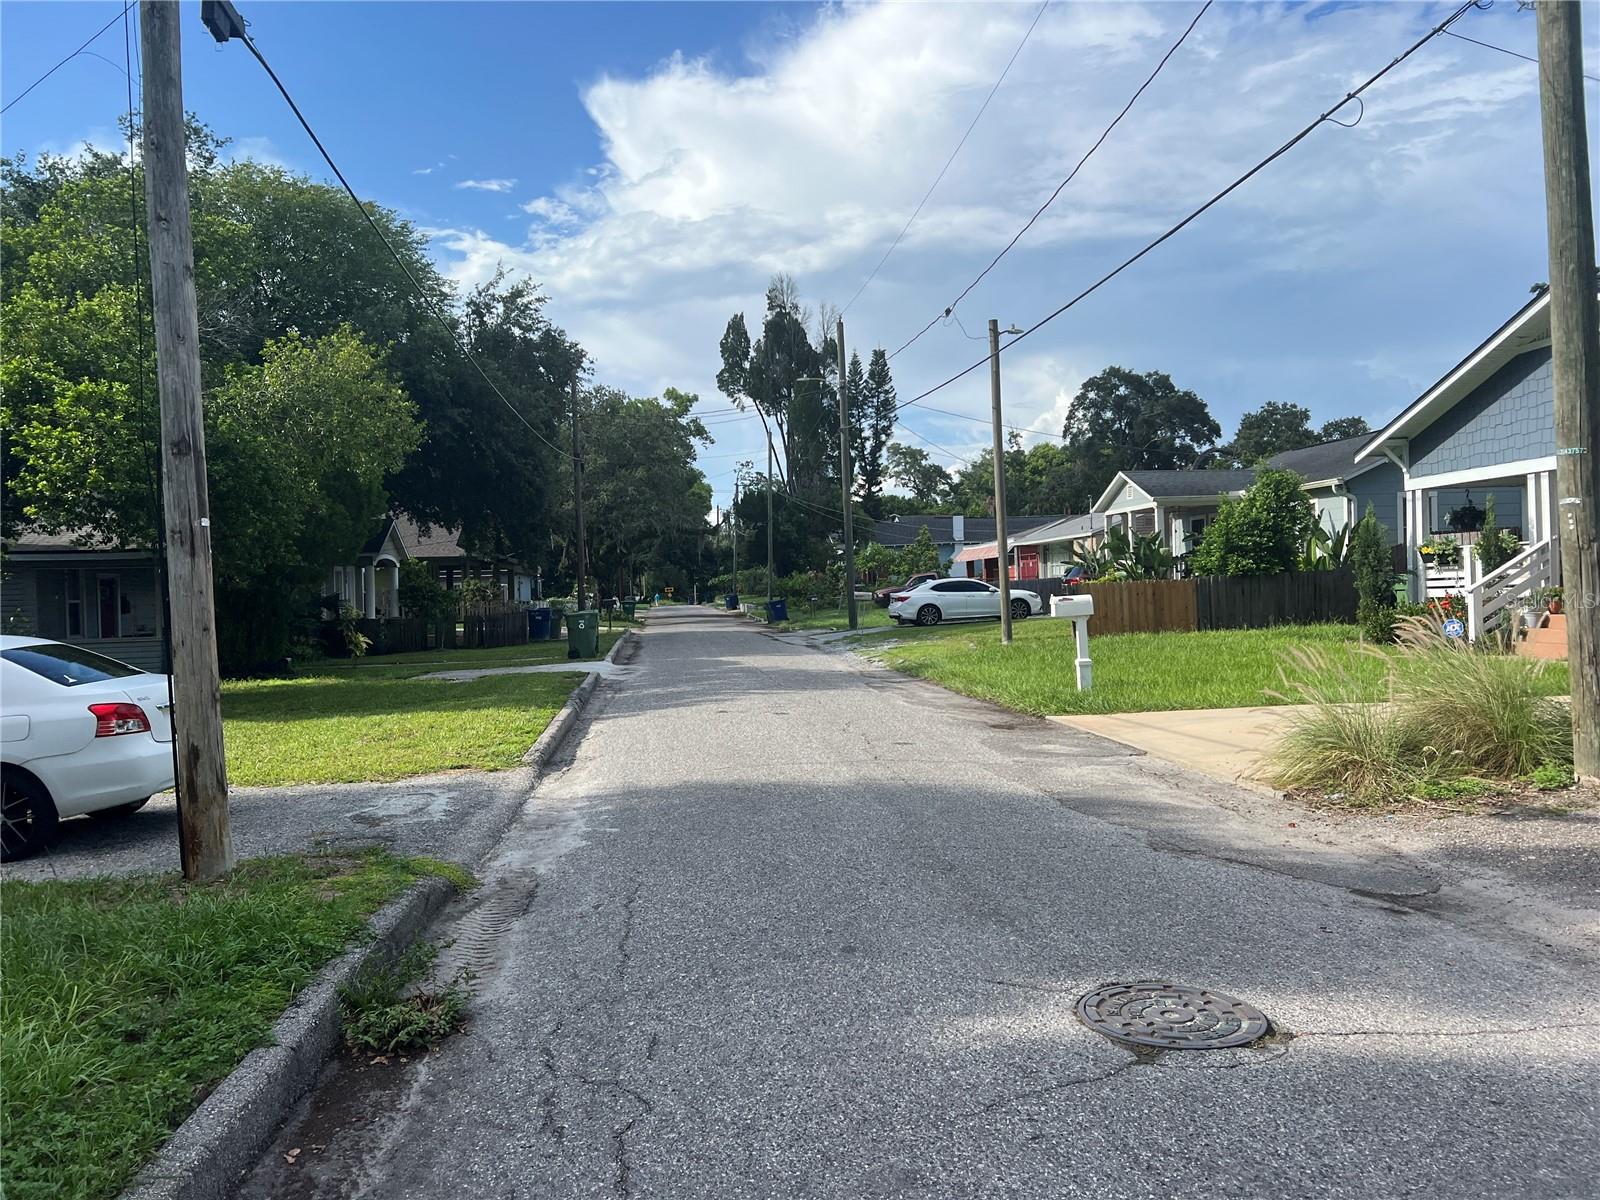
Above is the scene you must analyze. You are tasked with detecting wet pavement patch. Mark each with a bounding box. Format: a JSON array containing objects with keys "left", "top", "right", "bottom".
[{"left": 1076, "top": 980, "right": 1271, "bottom": 1050}]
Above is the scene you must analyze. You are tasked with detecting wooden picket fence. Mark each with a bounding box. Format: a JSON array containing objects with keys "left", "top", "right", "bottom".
[
  {"left": 1035, "top": 565, "right": 1355, "bottom": 636},
  {"left": 359, "top": 602, "right": 531, "bottom": 655}
]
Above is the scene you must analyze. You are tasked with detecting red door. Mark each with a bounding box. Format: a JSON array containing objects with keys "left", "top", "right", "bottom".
[{"left": 1018, "top": 548, "right": 1040, "bottom": 580}]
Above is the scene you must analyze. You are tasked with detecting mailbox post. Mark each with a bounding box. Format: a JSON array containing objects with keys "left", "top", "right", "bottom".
[{"left": 1050, "top": 594, "right": 1095, "bottom": 691}]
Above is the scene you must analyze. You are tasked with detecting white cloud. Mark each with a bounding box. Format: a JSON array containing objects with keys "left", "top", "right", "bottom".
[
  {"left": 230, "top": 136, "right": 289, "bottom": 169},
  {"left": 454, "top": 178, "right": 517, "bottom": 192},
  {"left": 423, "top": 1, "right": 1564, "bottom": 504},
  {"left": 413, "top": 166, "right": 435, "bottom": 175}
]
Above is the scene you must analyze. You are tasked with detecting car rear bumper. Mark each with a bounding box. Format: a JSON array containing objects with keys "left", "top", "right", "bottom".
[{"left": 17, "top": 735, "right": 174, "bottom": 818}]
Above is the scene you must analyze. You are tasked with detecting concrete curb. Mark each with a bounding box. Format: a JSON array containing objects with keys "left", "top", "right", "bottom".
[
  {"left": 118, "top": 874, "right": 458, "bottom": 1200},
  {"left": 118, "top": 630, "right": 640, "bottom": 1200},
  {"left": 521, "top": 627, "right": 637, "bottom": 769}
]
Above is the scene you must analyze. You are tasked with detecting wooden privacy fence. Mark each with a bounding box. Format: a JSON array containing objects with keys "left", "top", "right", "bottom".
[
  {"left": 1024, "top": 566, "right": 1356, "bottom": 635},
  {"left": 460, "top": 602, "right": 530, "bottom": 649},
  {"left": 358, "top": 603, "right": 532, "bottom": 655}
]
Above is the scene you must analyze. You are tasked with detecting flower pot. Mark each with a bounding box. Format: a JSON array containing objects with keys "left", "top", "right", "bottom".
[{"left": 1547, "top": 599, "right": 1563, "bottom": 615}]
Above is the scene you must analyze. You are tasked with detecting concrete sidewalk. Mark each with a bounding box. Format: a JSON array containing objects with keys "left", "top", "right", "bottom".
[{"left": 1051, "top": 704, "right": 1305, "bottom": 791}]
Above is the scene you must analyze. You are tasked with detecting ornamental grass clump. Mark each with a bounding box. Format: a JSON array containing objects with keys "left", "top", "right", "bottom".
[{"left": 1263, "top": 611, "right": 1573, "bottom": 805}]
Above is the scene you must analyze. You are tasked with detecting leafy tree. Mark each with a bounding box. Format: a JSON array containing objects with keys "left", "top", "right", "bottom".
[
  {"left": 398, "top": 559, "right": 454, "bottom": 624},
  {"left": 1059, "top": 367, "right": 1220, "bottom": 511},
  {"left": 902, "top": 526, "right": 941, "bottom": 576},
  {"left": 886, "top": 442, "right": 951, "bottom": 507},
  {"left": 1351, "top": 505, "right": 1396, "bottom": 642},
  {"left": 1220, "top": 401, "right": 1314, "bottom": 466},
  {"left": 1318, "top": 415, "right": 1371, "bottom": 442},
  {"left": 1190, "top": 468, "right": 1314, "bottom": 577}
]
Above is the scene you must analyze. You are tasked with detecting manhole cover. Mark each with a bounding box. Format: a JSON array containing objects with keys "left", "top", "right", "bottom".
[{"left": 1076, "top": 980, "right": 1269, "bottom": 1050}]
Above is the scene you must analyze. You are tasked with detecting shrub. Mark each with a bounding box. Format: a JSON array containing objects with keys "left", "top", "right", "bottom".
[
  {"left": 1474, "top": 493, "right": 1519, "bottom": 575},
  {"left": 340, "top": 942, "right": 467, "bottom": 1056},
  {"left": 1263, "top": 623, "right": 1573, "bottom": 803},
  {"left": 398, "top": 560, "right": 454, "bottom": 624},
  {"left": 1350, "top": 506, "right": 1394, "bottom": 642},
  {"left": 1532, "top": 761, "right": 1575, "bottom": 791},
  {"left": 1191, "top": 468, "right": 1314, "bottom": 576}
]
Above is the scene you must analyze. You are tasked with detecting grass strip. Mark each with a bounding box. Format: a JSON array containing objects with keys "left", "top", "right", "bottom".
[{"left": 0, "top": 851, "right": 464, "bottom": 1200}]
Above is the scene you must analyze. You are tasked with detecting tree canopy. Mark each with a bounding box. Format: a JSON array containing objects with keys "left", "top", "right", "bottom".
[{"left": 1058, "top": 367, "right": 1221, "bottom": 511}]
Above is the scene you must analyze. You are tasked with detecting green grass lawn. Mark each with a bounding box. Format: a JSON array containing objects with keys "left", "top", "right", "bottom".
[
  {"left": 772, "top": 604, "right": 895, "bottom": 632},
  {"left": 222, "top": 636, "right": 620, "bottom": 786},
  {"left": 871, "top": 621, "right": 1574, "bottom": 717},
  {"left": 0, "top": 851, "right": 467, "bottom": 1200}
]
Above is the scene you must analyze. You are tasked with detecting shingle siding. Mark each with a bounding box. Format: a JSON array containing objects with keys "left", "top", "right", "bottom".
[
  {"left": 1409, "top": 347, "right": 1554, "bottom": 478},
  {"left": 1345, "top": 461, "right": 1402, "bottom": 541}
]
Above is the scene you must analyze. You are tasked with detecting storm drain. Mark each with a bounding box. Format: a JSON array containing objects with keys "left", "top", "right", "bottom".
[{"left": 1076, "top": 980, "right": 1270, "bottom": 1050}]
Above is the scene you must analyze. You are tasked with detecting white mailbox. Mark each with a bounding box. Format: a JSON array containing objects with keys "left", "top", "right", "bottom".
[
  {"left": 1050, "top": 594, "right": 1094, "bottom": 619},
  {"left": 1049, "top": 592, "right": 1095, "bottom": 690}
]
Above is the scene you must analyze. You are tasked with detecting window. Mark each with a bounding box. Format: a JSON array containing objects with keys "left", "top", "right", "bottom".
[
  {"left": 931, "top": 581, "right": 962, "bottom": 592},
  {"left": 3, "top": 642, "right": 143, "bottom": 687},
  {"left": 64, "top": 571, "right": 83, "bottom": 637}
]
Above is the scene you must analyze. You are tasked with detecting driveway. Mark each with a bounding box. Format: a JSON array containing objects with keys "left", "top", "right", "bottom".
[{"left": 237, "top": 604, "right": 1599, "bottom": 1199}]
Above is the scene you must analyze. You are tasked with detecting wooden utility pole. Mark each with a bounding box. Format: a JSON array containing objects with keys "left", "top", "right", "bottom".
[
  {"left": 766, "top": 438, "right": 775, "bottom": 605},
  {"left": 836, "top": 318, "right": 859, "bottom": 630},
  {"left": 140, "top": 1, "right": 232, "bottom": 881},
  {"left": 732, "top": 472, "right": 740, "bottom": 596},
  {"left": 1537, "top": 0, "right": 1600, "bottom": 782},
  {"left": 571, "top": 368, "right": 589, "bottom": 612},
  {"left": 989, "top": 319, "right": 1014, "bottom": 646}
]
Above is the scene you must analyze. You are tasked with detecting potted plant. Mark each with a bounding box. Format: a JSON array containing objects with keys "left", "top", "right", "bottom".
[{"left": 1542, "top": 586, "right": 1564, "bottom": 615}]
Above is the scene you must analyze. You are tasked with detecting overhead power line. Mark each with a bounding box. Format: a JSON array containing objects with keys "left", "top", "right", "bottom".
[
  {"left": 2, "top": 1, "right": 134, "bottom": 114},
  {"left": 838, "top": 0, "right": 1050, "bottom": 316},
  {"left": 221, "top": 20, "right": 576, "bottom": 460},
  {"left": 889, "top": 0, "right": 1212, "bottom": 363},
  {"left": 1442, "top": 26, "right": 1600, "bottom": 83},
  {"left": 896, "top": 0, "right": 1482, "bottom": 418}
]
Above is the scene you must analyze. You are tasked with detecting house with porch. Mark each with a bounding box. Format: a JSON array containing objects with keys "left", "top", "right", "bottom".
[
  {"left": 1354, "top": 290, "right": 1560, "bottom": 639},
  {"left": 867, "top": 513, "right": 1069, "bottom": 576},
  {"left": 0, "top": 532, "right": 168, "bottom": 671},
  {"left": 327, "top": 516, "right": 541, "bottom": 617},
  {"left": 1090, "top": 436, "right": 1404, "bottom": 567}
]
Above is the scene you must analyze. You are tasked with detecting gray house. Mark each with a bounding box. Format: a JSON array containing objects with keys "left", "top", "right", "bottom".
[
  {"left": 1090, "top": 436, "right": 1403, "bottom": 561},
  {"left": 1355, "top": 290, "right": 1559, "bottom": 632},
  {"left": 866, "top": 513, "right": 1069, "bottom": 575},
  {"left": 1, "top": 533, "right": 168, "bottom": 672}
]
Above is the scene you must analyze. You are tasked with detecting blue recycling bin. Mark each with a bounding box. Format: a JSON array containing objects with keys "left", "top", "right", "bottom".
[
  {"left": 725, "top": 593, "right": 739, "bottom": 611},
  {"left": 529, "top": 607, "right": 552, "bottom": 640},
  {"left": 765, "top": 598, "right": 788, "bottom": 623}
]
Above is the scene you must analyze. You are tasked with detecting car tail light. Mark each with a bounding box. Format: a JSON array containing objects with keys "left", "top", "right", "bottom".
[
  {"left": 891, "top": 593, "right": 909, "bottom": 602},
  {"left": 89, "top": 702, "right": 152, "bottom": 737}
]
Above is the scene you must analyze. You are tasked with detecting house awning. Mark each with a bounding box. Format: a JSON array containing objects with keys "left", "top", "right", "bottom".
[{"left": 952, "top": 542, "right": 999, "bottom": 563}]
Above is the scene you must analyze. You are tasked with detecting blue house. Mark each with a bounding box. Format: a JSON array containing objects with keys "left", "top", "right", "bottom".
[{"left": 1355, "top": 290, "right": 1560, "bottom": 633}]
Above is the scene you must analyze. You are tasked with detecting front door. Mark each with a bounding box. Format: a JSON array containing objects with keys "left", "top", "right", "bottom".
[
  {"left": 1018, "top": 548, "right": 1040, "bottom": 579},
  {"left": 97, "top": 575, "right": 121, "bottom": 638}
]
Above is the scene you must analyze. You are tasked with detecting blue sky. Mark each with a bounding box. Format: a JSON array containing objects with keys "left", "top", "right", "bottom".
[{"left": 3, "top": 1, "right": 1592, "bottom": 510}]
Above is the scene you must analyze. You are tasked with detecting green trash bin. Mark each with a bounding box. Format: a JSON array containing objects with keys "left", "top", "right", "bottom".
[
  {"left": 566, "top": 609, "right": 600, "bottom": 659},
  {"left": 547, "top": 610, "right": 565, "bottom": 640},
  {"left": 622, "top": 599, "right": 637, "bottom": 619}
]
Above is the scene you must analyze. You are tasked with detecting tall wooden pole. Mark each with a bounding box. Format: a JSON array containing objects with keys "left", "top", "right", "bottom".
[
  {"left": 571, "top": 368, "right": 589, "bottom": 612},
  {"left": 140, "top": 1, "right": 232, "bottom": 881},
  {"left": 766, "top": 437, "right": 775, "bottom": 605},
  {"left": 989, "top": 319, "right": 1014, "bottom": 646},
  {"left": 836, "top": 319, "right": 859, "bottom": 630},
  {"left": 1537, "top": 0, "right": 1600, "bottom": 782}
]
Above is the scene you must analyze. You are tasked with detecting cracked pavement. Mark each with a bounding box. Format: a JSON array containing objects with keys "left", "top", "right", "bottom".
[{"left": 236, "top": 605, "right": 1600, "bottom": 1199}]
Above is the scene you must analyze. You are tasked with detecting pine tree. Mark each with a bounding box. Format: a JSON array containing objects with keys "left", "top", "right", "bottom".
[{"left": 853, "top": 349, "right": 897, "bottom": 517}]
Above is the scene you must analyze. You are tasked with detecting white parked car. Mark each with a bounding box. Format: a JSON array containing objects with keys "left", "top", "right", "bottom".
[
  {"left": 887, "top": 578, "right": 1044, "bottom": 626},
  {"left": 1, "top": 635, "right": 174, "bottom": 861}
]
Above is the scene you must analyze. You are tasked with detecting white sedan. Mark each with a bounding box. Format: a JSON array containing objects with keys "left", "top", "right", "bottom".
[
  {"left": 1, "top": 635, "right": 175, "bottom": 861},
  {"left": 888, "top": 578, "right": 1044, "bottom": 626}
]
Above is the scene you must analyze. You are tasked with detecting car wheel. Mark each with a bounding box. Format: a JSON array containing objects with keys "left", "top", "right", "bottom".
[
  {"left": 916, "top": 604, "right": 942, "bottom": 627},
  {"left": 2, "top": 767, "right": 59, "bottom": 862},
  {"left": 1011, "top": 599, "right": 1031, "bottom": 621},
  {"left": 89, "top": 797, "right": 151, "bottom": 821}
]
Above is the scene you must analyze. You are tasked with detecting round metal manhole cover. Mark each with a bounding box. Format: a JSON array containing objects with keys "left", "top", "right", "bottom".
[{"left": 1076, "top": 980, "right": 1270, "bottom": 1050}]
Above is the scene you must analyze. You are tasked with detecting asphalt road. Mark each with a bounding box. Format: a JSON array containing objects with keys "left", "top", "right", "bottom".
[{"left": 238, "top": 605, "right": 1600, "bottom": 1199}]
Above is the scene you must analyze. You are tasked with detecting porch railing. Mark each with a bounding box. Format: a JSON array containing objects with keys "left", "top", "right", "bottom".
[{"left": 1464, "top": 537, "right": 1554, "bottom": 641}]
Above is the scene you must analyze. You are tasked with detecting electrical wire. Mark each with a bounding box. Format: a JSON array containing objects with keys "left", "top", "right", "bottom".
[
  {"left": 896, "top": 0, "right": 1482, "bottom": 417},
  {"left": 1442, "top": 26, "right": 1600, "bottom": 83},
  {"left": 889, "top": 0, "right": 1212, "bottom": 363},
  {"left": 2, "top": 1, "right": 134, "bottom": 114},
  {"left": 893, "top": 420, "right": 973, "bottom": 465},
  {"left": 226, "top": 26, "right": 576, "bottom": 460},
  {"left": 838, "top": 0, "right": 1050, "bottom": 316}
]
